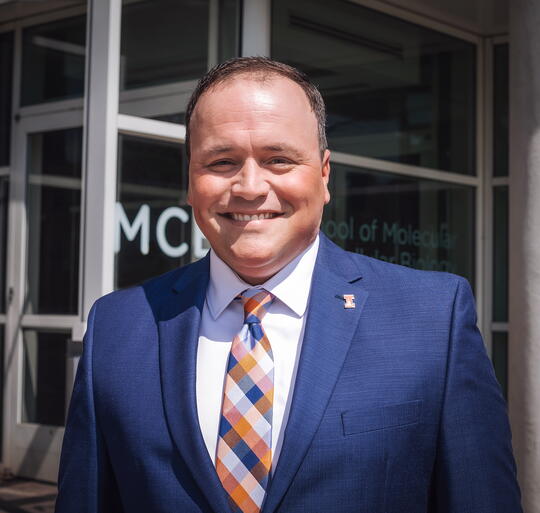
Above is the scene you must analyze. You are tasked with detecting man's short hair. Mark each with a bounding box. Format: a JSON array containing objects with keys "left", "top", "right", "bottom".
[{"left": 185, "top": 56, "right": 327, "bottom": 160}]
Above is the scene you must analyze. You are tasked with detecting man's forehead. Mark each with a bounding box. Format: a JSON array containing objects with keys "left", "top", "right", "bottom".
[
  {"left": 207, "top": 71, "right": 296, "bottom": 93},
  {"left": 193, "top": 73, "right": 310, "bottom": 114},
  {"left": 188, "top": 72, "right": 321, "bottom": 157}
]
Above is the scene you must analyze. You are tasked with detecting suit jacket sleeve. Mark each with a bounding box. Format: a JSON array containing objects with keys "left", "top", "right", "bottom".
[
  {"left": 55, "top": 301, "right": 124, "bottom": 513},
  {"left": 432, "top": 277, "right": 522, "bottom": 512}
]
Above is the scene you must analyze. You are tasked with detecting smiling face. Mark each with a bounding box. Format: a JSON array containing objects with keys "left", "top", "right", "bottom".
[{"left": 187, "top": 74, "right": 331, "bottom": 284}]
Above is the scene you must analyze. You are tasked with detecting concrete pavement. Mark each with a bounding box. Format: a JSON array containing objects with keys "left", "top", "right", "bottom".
[{"left": 0, "top": 479, "right": 56, "bottom": 513}]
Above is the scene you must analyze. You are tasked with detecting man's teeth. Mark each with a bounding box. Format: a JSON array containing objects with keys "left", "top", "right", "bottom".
[{"left": 231, "top": 213, "right": 277, "bottom": 221}]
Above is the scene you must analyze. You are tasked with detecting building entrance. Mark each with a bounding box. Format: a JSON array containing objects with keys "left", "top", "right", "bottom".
[{"left": 0, "top": 0, "right": 508, "bottom": 484}]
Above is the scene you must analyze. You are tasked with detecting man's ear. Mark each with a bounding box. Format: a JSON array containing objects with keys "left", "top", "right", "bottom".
[{"left": 322, "top": 149, "right": 331, "bottom": 204}]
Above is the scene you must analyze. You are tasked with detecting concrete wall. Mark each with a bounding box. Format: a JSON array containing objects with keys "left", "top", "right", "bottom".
[{"left": 509, "top": 1, "right": 540, "bottom": 510}]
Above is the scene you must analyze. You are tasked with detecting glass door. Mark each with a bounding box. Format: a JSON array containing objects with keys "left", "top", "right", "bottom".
[
  {"left": 2, "top": 8, "right": 87, "bottom": 481},
  {"left": 5, "top": 115, "right": 82, "bottom": 481}
]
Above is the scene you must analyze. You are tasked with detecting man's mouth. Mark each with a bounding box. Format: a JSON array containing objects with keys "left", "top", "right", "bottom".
[{"left": 220, "top": 212, "right": 283, "bottom": 221}]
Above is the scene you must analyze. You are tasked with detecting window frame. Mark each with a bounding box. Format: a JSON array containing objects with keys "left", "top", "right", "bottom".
[{"left": 483, "top": 35, "right": 510, "bottom": 373}]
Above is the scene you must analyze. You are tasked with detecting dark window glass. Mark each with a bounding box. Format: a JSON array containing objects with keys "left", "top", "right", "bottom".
[
  {"left": 493, "top": 43, "right": 508, "bottom": 177},
  {"left": 0, "top": 32, "right": 13, "bottom": 165},
  {"left": 121, "top": 0, "right": 208, "bottom": 90},
  {"left": 493, "top": 186, "right": 508, "bottom": 322},
  {"left": 154, "top": 112, "right": 186, "bottom": 125},
  {"left": 272, "top": 0, "right": 476, "bottom": 175},
  {"left": 22, "top": 330, "right": 68, "bottom": 427},
  {"left": 218, "top": 0, "right": 242, "bottom": 63},
  {"left": 119, "top": 0, "right": 241, "bottom": 119},
  {"left": 115, "top": 135, "right": 204, "bottom": 289},
  {"left": 492, "top": 331, "right": 508, "bottom": 399},
  {"left": 26, "top": 128, "right": 82, "bottom": 314},
  {"left": 323, "top": 164, "right": 475, "bottom": 284},
  {"left": 21, "top": 16, "right": 86, "bottom": 106}
]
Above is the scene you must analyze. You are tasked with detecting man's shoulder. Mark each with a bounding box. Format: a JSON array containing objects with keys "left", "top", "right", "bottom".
[
  {"left": 331, "top": 246, "right": 474, "bottom": 324},
  {"left": 352, "top": 250, "right": 464, "bottom": 288},
  {"left": 322, "top": 235, "right": 467, "bottom": 294},
  {"left": 92, "top": 257, "right": 209, "bottom": 318}
]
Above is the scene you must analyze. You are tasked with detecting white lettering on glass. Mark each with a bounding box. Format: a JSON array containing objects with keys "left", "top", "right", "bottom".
[
  {"left": 156, "top": 206, "right": 189, "bottom": 258},
  {"left": 192, "top": 220, "right": 210, "bottom": 259},
  {"left": 115, "top": 203, "right": 150, "bottom": 255}
]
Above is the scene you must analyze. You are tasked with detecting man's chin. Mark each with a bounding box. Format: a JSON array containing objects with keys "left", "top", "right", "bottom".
[
  {"left": 227, "top": 250, "right": 278, "bottom": 270},
  {"left": 222, "top": 249, "right": 283, "bottom": 284}
]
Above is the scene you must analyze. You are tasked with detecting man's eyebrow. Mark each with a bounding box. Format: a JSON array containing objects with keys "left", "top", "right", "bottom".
[
  {"left": 202, "top": 145, "right": 234, "bottom": 156},
  {"left": 201, "top": 144, "right": 306, "bottom": 158},
  {"left": 262, "top": 144, "right": 305, "bottom": 158}
]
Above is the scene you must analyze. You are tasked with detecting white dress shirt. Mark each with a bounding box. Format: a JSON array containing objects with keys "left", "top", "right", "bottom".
[{"left": 196, "top": 236, "right": 319, "bottom": 471}]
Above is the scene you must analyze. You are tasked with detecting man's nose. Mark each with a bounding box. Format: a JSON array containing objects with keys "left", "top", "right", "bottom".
[{"left": 231, "top": 159, "right": 270, "bottom": 200}]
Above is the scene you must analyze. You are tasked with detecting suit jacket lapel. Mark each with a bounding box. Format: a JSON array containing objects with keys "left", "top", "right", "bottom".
[
  {"left": 262, "top": 235, "right": 369, "bottom": 513},
  {"left": 157, "top": 255, "right": 232, "bottom": 513}
]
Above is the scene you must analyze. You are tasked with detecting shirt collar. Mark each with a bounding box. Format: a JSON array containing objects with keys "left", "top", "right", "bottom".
[{"left": 207, "top": 235, "right": 320, "bottom": 320}]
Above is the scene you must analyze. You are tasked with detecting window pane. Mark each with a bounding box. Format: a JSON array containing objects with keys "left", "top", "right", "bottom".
[
  {"left": 493, "top": 43, "right": 508, "bottom": 177},
  {"left": 0, "top": 31, "right": 13, "bottom": 166},
  {"left": 22, "top": 330, "right": 68, "bottom": 427},
  {"left": 116, "top": 135, "right": 202, "bottom": 289},
  {"left": 21, "top": 16, "right": 86, "bottom": 106},
  {"left": 492, "top": 331, "right": 508, "bottom": 399},
  {"left": 218, "top": 0, "right": 242, "bottom": 63},
  {"left": 119, "top": 0, "right": 241, "bottom": 119},
  {"left": 272, "top": 0, "right": 476, "bottom": 175},
  {"left": 26, "top": 128, "right": 82, "bottom": 314},
  {"left": 121, "top": 0, "right": 208, "bottom": 90},
  {"left": 493, "top": 186, "right": 508, "bottom": 322},
  {"left": 323, "top": 164, "right": 475, "bottom": 284}
]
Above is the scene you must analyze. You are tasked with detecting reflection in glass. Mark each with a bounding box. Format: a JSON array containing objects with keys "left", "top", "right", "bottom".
[
  {"left": 116, "top": 135, "right": 194, "bottom": 289},
  {"left": 323, "top": 164, "right": 475, "bottom": 284},
  {"left": 493, "top": 44, "right": 508, "bottom": 177},
  {"left": 218, "top": 0, "right": 242, "bottom": 63},
  {"left": 21, "top": 16, "right": 86, "bottom": 106},
  {"left": 26, "top": 129, "right": 82, "bottom": 314},
  {"left": 492, "top": 331, "right": 508, "bottom": 399},
  {"left": 272, "top": 0, "right": 476, "bottom": 174},
  {"left": 493, "top": 186, "right": 508, "bottom": 322},
  {"left": 119, "top": 0, "right": 241, "bottom": 119},
  {"left": 121, "top": 0, "right": 208, "bottom": 90},
  {"left": 23, "top": 330, "right": 68, "bottom": 427},
  {"left": 0, "top": 32, "right": 13, "bottom": 166}
]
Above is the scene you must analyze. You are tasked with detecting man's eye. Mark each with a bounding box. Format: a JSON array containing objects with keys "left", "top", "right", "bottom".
[
  {"left": 210, "top": 160, "right": 235, "bottom": 167},
  {"left": 268, "top": 157, "right": 291, "bottom": 165}
]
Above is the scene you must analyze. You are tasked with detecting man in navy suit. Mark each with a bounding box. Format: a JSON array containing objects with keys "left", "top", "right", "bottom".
[{"left": 56, "top": 57, "right": 522, "bottom": 512}]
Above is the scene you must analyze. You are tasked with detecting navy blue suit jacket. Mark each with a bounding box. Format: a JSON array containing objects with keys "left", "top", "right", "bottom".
[{"left": 56, "top": 234, "right": 521, "bottom": 512}]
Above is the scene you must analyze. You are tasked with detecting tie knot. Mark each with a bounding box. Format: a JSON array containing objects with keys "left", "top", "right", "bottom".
[{"left": 239, "top": 288, "right": 274, "bottom": 324}]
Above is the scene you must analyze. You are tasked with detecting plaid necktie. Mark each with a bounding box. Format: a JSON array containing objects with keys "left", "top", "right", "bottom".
[{"left": 216, "top": 288, "right": 275, "bottom": 513}]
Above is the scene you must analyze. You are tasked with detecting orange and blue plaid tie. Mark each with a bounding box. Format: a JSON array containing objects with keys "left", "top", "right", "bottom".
[{"left": 216, "top": 288, "right": 275, "bottom": 513}]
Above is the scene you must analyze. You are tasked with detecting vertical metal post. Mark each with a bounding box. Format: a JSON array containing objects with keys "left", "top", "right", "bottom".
[
  {"left": 80, "top": 0, "right": 122, "bottom": 328},
  {"left": 241, "top": 0, "right": 271, "bottom": 57},
  {"left": 482, "top": 38, "right": 495, "bottom": 357},
  {"left": 3, "top": 23, "right": 23, "bottom": 475},
  {"left": 475, "top": 38, "right": 485, "bottom": 339}
]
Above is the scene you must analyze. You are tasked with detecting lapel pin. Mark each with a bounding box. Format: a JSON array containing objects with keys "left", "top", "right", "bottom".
[{"left": 342, "top": 294, "right": 356, "bottom": 309}]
